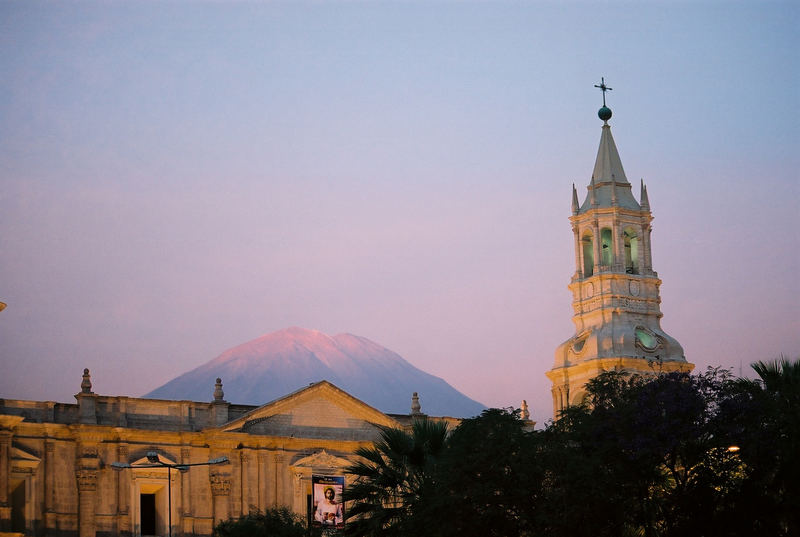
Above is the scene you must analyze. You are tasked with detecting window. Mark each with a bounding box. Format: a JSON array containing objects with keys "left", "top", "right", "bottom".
[
  {"left": 601, "top": 228, "right": 613, "bottom": 266},
  {"left": 582, "top": 231, "right": 594, "bottom": 276},
  {"left": 624, "top": 228, "right": 639, "bottom": 274}
]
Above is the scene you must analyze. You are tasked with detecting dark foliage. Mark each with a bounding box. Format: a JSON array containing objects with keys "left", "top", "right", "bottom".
[
  {"left": 213, "top": 507, "right": 322, "bottom": 537},
  {"left": 432, "top": 408, "right": 542, "bottom": 537},
  {"left": 342, "top": 358, "right": 799, "bottom": 537}
]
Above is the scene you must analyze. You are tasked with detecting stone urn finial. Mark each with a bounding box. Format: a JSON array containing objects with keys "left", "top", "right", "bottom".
[
  {"left": 213, "top": 378, "right": 225, "bottom": 402},
  {"left": 81, "top": 368, "right": 93, "bottom": 394},
  {"left": 411, "top": 392, "right": 421, "bottom": 415}
]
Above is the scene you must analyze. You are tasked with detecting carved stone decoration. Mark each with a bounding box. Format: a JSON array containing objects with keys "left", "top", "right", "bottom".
[
  {"left": 81, "top": 368, "right": 93, "bottom": 394},
  {"left": 291, "top": 450, "right": 352, "bottom": 474},
  {"left": 76, "top": 469, "right": 98, "bottom": 491},
  {"left": 213, "top": 378, "right": 225, "bottom": 402},
  {"left": 630, "top": 280, "right": 640, "bottom": 296},
  {"left": 11, "top": 466, "right": 34, "bottom": 474},
  {"left": 520, "top": 400, "right": 530, "bottom": 420},
  {"left": 81, "top": 368, "right": 93, "bottom": 393},
  {"left": 411, "top": 392, "right": 421, "bottom": 415},
  {"left": 210, "top": 473, "right": 231, "bottom": 496}
]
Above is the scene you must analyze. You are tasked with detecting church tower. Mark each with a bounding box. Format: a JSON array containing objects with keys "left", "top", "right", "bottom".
[{"left": 546, "top": 80, "right": 694, "bottom": 418}]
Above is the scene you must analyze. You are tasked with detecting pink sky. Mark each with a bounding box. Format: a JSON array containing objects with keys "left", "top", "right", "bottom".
[{"left": 1, "top": 1, "right": 798, "bottom": 425}]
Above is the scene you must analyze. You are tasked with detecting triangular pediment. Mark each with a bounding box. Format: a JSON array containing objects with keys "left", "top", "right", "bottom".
[
  {"left": 291, "top": 450, "right": 352, "bottom": 470},
  {"left": 11, "top": 445, "right": 41, "bottom": 471},
  {"left": 130, "top": 453, "right": 178, "bottom": 466},
  {"left": 220, "top": 381, "right": 401, "bottom": 441}
]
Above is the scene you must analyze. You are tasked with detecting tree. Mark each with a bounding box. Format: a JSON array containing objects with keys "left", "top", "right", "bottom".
[
  {"left": 213, "top": 507, "right": 321, "bottom": 537},
  {"left": 538, "top": 368, "right": 749, "bottom": 537},
  {"left": 717, "top": 357, "right": 800, "bottom": 536},
  {"left": 340, "top": 361, "right": 800, "bottom": 536},
  {"left": 343, "top": 418, "right": 449, "bottom": 537},
  {"left": 432, "top": 408, "right": 542, "bottom": 537}
]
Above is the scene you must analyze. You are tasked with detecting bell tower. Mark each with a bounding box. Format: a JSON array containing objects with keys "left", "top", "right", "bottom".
[{"left": 546, "top": 79, "right": 694, "bottom": 418}]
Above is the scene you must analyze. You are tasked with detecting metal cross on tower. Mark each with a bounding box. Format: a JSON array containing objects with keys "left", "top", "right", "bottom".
[{"left": 594, "top": 77, "right": 612, "bottom": 106}]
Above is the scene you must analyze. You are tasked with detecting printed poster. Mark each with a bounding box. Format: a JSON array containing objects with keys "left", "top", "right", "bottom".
[{"left": 312, "top": 475, "right": 345, "bottom": 529}]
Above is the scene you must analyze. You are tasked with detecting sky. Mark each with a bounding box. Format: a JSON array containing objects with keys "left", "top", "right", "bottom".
[{"left": 1, "top": 0, "right": 798, "bottom": 426}]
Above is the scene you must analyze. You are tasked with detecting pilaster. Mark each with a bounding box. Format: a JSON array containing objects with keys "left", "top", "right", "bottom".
[
  {"left": 0, "top": 430, "right": 11, "bottom": 532},
  {"left": 258, "top": 452, "right": 269, "bottom": 509},
  {"left": 116, "top": 444, "right": 131, "bottom": 535},
  {"left": 210, "top": 472, "right": 230, "bottom": 526},
  {"left": 572, "top": 225, "right": 582, "bottom": 279},
  {"left": 76, "top": 466, "right": 98, "bottom": 537},
  {"left": 273, "top": 453, "right": 285, "bottom": 508}
]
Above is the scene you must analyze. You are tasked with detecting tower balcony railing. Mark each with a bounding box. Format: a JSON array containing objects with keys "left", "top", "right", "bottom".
[{"left": 593, "top": 264, "right": 640, "bottom": 275}]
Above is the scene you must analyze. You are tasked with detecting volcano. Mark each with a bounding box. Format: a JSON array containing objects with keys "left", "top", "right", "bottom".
[{"left": 145, "top": 327, "right": 485, "bottom": 417}]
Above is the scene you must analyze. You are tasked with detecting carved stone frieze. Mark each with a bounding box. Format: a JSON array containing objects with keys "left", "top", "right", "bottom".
[
  {"left": 210, "top": 473, "right": 231, "bottom": 496},
  {"left": 11, "top": 466, "right": 34, "bottom": 474},
  {"left": 76, "top": 469, "right": 98, "bottom": 491}
]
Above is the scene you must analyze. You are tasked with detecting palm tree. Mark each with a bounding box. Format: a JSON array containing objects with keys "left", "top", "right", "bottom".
[
  {"left": 343, "top": 418, "right": 449, "bottom": 537},
  {"left": 751, "top": 357, "right": 800, "bottom": 404},
  {"left": 726, "top": 357, "right": 800, "bottom": 536}
]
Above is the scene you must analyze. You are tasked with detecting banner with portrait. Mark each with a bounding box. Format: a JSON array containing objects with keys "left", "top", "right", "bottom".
[{"left": 312, "top": 475, "right": 345, "bottom": 530}]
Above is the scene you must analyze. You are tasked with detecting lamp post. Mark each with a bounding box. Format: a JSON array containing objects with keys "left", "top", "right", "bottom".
[{"left": 111, "top": 451, "right": 228, "bottom": 537}]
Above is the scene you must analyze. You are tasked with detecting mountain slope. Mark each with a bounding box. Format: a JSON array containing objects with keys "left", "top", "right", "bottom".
[{"left": 145, "top": 327, "right": 485, "bottom": 417}]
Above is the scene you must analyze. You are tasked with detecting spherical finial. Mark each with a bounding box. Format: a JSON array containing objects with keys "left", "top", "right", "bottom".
[{"left": 598, "top": 106, "right": 612, "bottom": 121}]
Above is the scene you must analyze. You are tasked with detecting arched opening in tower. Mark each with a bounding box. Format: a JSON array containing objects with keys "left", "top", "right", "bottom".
[
  {"left": 601, "top": 228, "right": 613, "bottom": 267},
  {"left": 624, "top": 227, "right": 639, "bottom": 274},
  {"left": 582, "top": 231, "right": 594, "bottom": 276}
]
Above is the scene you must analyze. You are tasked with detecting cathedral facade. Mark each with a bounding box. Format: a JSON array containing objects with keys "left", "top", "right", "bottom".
[
  {"left": 0, "top": 371, "right": 456, "bottom": 537},
  {"left": 547, "top": 96, "right": 694, "bottom": 416}
]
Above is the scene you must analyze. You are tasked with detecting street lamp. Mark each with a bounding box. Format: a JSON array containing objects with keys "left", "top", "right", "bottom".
[{"left": 111, "top": 451, "right": 228, "bottom": 537}]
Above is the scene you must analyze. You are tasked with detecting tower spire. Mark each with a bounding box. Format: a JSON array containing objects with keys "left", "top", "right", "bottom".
[
  {"left": 592, "top": 119, "right": 628, "bottom": 184},
  {"left": 548, "top": 90, "right": 693, "bottom": 419},
  {"left": 640, "top": 179, "right": 650, "bottom": 210},
  {"left": 572, "top": 183, "right": 579, "bottom": 215}
]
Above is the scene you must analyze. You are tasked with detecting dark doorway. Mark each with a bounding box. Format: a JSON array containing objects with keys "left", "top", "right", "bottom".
[
  {"left": 141, "top": 493, "right": 156, "bottom": 536},
  {"left": 10, "top": 480, "right": 25, "bottom": 532}
]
